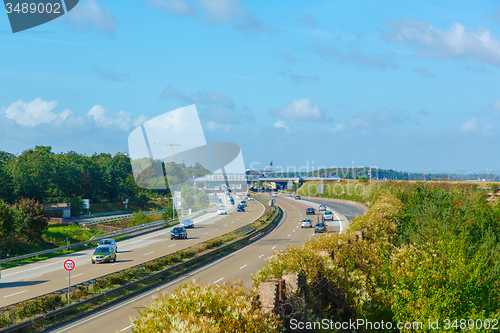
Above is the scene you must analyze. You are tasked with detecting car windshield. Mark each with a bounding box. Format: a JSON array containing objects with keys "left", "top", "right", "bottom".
[
  {"left": 173, "top": 227, "right": 184, "bottom": 232},
  {"left": 100, "top": 240, "right": 112, "bottom": 244},
  {"left": 324, "top": 211, "right": 332, "bottom": 215},
  {"left": 95, "top": 247, "right": 111, "bottom": 254},
  {"left": 302, "top": 219, "right": 311, "bottom": 222}
]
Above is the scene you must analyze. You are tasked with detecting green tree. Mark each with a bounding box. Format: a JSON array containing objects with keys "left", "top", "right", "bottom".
[
  {"left": 0, "top": 199, "right": 14, "bottom": 239},
  {"left": 13, "top": 199, "right": 48, "bottom": 243}
]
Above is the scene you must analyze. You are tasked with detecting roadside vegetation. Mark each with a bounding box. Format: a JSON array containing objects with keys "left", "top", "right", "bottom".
[{"left": 130, "top": 182, "right": 500, "bottom": 332}]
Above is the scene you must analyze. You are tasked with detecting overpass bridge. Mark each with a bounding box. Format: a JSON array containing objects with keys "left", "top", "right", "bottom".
[{"left": 186, "top": 174, "right": 341, "bottom": 189}]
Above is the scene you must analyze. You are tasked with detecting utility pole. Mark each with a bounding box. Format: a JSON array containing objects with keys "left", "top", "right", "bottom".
[{"left": 153, "top": 143, "right": 181, "bottom": 162}]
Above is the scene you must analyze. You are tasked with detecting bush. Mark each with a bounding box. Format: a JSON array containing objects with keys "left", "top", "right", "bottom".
[
  {"left": 107, "top": 273, "right": 127, "bottom": 285},
  {"left": 15, "top": 294, "right": 64, "bottom": 319},
  {"left": 132, "top": 281, "right": 279, "bottom": 332},
  {"left": 93, "top": 278, "right": 109, "bottom": 290}
]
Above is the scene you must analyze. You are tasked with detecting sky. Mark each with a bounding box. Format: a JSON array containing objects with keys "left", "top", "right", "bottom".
[{"left": 1, "top": 0, "right": 500, "bottom": 174}]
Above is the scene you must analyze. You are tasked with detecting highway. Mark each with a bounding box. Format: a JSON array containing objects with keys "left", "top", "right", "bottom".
[
  {"left": 0, "top": 196, "right": 264, "bottom": 308},
  {"left": 48, "top": 194, "right": 366, "bottom": 333}
]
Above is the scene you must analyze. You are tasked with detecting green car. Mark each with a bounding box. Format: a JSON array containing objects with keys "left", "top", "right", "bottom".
[{"left": 91, "top": 246, "right": 117, "bottom": 264}]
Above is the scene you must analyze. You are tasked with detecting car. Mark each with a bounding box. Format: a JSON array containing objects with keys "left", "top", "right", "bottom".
[
  {"left": 171, "top": 226, "right": 187, "bottom": 239},
  {"left": 323, "top": 211, "right": 334, "bottom": 221},
  {"left": 237, "top": 204, "right": 245, "bottom": 212},
  {"left": 287, "top": 193, "right": 292, "bottom": 197},
  {"left": 248, "top": 196, "right": 254, "bottom": 201},
  {"left": 314, "top": 223, "right": 327, "bottom": 233},
  {"left": 98, "top": 238, "right": 117, "bottom": 252},
  {"left": 229, "top": 197, "right": 235, "bottom": 204},
  {"left": 272, "top": 192, "right": 277, "bottom": 197},
  {"left": 295, "top": 195, "right": 301, "bottom": 200},
  {"left": 306, "top": 207, "right": 315, "bottom": 215},
  {"left": 181, "top": 218, "right": 194, "bottom": 228},
  {"left": 92, "top": 246, "right": 116, "bottom": 264},
  {"left": 240, "top": 200, "right": 247, "bottom": 206},
  {"left": 218, "top": 206, "right": 227, "bottom": 215},
  {"left": 301, "top": 219, "right": 313, "bottom": 228},
  {"left": 318, "top": 205, "right": 327, "bottom": 211}
]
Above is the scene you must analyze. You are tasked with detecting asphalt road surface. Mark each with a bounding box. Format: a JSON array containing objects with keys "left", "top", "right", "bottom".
[
  {"left": 0, "top": 197, "right": 263, "bottom": 308},
  {"left": 48, "top": 194, "right": 366, "bottom": 333}
]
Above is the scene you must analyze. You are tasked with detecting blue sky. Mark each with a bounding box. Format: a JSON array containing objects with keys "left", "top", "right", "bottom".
[{"left": 1, "top": 0, "right": 500, "bottom": 173}]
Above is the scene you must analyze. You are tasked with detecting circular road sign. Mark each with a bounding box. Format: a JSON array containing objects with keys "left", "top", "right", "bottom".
[{"left": 64, "top": 259, "right": 75, "bottom": 271}]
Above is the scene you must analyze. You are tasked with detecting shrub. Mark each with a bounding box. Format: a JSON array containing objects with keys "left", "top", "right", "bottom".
[
  {"left": 132, "top": 281, "right": 279, "bottom": 332},
  {"left": 93, "top": 278, "right": 109, "bottom": 290},
  {"left": 107, "top": 273, "right": 127, "bottom": 285}
]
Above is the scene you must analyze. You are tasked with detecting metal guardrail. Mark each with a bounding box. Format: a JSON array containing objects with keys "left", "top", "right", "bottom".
[
  {"left": 0, "top": 199, "right": 281, "bottom": 333},
  {"left": 74, "top": 209, "right": 167, "bottom": 226},
  {"left": 0, "top": 208, "right": 214, "bottom": 265}
]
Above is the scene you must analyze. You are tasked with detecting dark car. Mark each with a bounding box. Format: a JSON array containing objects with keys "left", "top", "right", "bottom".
[
  {"left": 229, "top": 197, "right": 235, "bottom": 204},
  {"left": 295, "top": 195, "right": 301, "bottom": 200},
  {"left": 314, "top": 223, "right": 327, "bottom": 233},
  {"left": 306, "top": 207, "right": 315, "bottom": 215},
  {"left": 171, "top": 226, "right": 187, "bottom": 240},
  {"left": 240, "top": 200, "right": 247, "bottom": 206},
  {"left": 237, "top": 204, "right": 245, "bottom": 212}
]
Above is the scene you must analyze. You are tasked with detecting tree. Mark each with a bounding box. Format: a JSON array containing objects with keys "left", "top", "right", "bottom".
[
  {"left": 13, "top": 199, "right": 48, "bottom": 243},
  {"left": 0, "top": 199, "right": 14, "bottom": 239}
]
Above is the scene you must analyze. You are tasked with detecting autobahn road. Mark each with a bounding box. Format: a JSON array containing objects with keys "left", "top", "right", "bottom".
[
  {"left": 48, "top": 194, "right": 366, "bottom": 333},
  {"left": 0, "top": 197, "right": 264, "bottom": 308}
]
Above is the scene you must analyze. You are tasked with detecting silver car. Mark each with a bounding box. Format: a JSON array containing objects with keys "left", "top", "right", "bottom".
[
  {"left": 301, "top": 219, "right": 313, "bottom": 228},
  {"left": 98, "top": 238, "right": 117, "bottom": 252}
]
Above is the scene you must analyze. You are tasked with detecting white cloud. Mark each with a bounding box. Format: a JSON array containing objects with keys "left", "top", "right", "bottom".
[
  {"left": 233, "top": 13, "right": 272, "bottom": 35},
  {"left": 328, "top": 123, "right": 346, "bottom": 133},
  {"left": 268, "top": 99, "right": 332, "bottom": 122},
  {"left": 273, "top": 119, "right": 290, "bottom": 132},
  {"left": 204, "top": 120, "right": 231, "bottom": 132},
  {"left": 459, "top": 118, "right": 478, "bottom": 132},
  {"left": 61, "top": 0, "right": 118, "bottom": 37},
  {"left": 160, "top": 85, "right": 235, "bottom": 109},
  {"left": 2, "top": 98, "right": 72, "bottom": 127},
  {"left": 197, "top": 0, "right": 242, "bottom": 23},
  {"left": 144, "top": 0, "right": 197, "bottom": 16},
  {"left": 383, "top": 19, "right": 500, "bottom": 66},
  {"left": 87, "top": 105, "right": 147, "bottom": 131},
  {"left": 1, "top": 98, "right": 146, "bottom": 132}
]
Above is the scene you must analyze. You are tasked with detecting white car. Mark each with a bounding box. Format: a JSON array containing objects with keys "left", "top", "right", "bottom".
[
  {"left": 300, "top": 219, "right": 313, "bottom": 228},
  {"left": 323, "top": 211, "right": 334, "bottom": 221},
  {"left": 287, "top": 193, "right": 292, "bottom": 197},
  {"left": 272, "top": 192, "right": 277, "bottom": 197},
  {"left": 318, "top": 205, "right": 327, "bottom": 211},
  {"left": 247, "top": 196, "right": 254, "bottom": 200},
  {"left": 218, "top": 206, "right": 227, "bottom": 215}
]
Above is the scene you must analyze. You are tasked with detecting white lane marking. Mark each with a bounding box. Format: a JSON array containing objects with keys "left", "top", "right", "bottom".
[
  {"left": 224, "top": 225, "right": 227, "bottom": 227},
  {"left": 272, "top": 246, "right": 276, "bottom": 250},
  {"left": 3, "top": 253, "right": 89, "bottom": 278},
  {"left": 287, "top": 234, "right": 291, "bottom": 237},
  {"left": 143, "top": 251, "right": 154, "bottom": 256},
  {"left": 258, "top": 254, "right": 264, "bottom": 258},
  {"left": 213, "top": 277, "right": 224, "bottom": 284},
  {"left": 239, "top": 264, "right": 247, "bottom": 269},
  {"left": 120, "top": 324, "right": 133, "bottom": 331},
  {"left": 168, "top": 244, "right": 176, "bottom": 248},
  {"left": 110, "top": 263, "right": 120, "bottom": 266},
  {"left": 66, "top": 273, "right": 83, "bottom": 279},
  {"left": 3, "top": 290, "right": 28, "bottom": 298},
  {"left": 293, "top": 230, "right": 295, "bottom": 232},
  {"left": 203, "top": 233, "right": 208, "bottom": 235}
]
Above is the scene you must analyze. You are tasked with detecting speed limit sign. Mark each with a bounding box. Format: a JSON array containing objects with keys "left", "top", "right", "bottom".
[{"left": 64, "top": 259, "right": 75, "bottom": 271}]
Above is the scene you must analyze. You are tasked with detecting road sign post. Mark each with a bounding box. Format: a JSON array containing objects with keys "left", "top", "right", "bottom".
[{"left": 64, "top": 259, "right": 75, "bottom": 303}]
